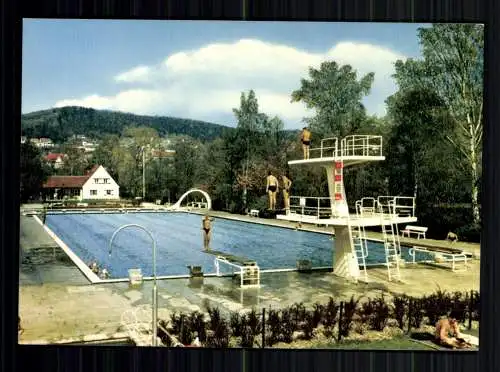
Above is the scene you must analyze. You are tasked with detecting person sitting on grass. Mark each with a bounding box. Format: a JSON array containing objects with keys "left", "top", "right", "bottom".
[{"left": 435, "top": 310, "right": 471, "bottom": 349}]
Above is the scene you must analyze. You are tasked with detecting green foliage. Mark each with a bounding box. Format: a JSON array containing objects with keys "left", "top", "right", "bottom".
[
  {"left": 21, "top": 106, "right": 232, "bottom": 142},
  {"left": 20, "top": 140, "right": 51, "bottom": 202},
  {"left": 291, "top": 61, "right": 374, "bottom": 137}
]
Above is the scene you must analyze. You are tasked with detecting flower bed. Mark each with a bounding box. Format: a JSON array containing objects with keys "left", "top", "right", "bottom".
[{"left": 156, "top": 289, "right": 480, "bottom": 348}]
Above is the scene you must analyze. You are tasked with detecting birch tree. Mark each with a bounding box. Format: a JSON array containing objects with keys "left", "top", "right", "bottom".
[{"left": 391, "top": 24, "right": 484, "bottom": 224}]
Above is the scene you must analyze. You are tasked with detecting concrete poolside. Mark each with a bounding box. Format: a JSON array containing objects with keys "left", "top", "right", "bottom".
[{"left": 18, "top": 211, "right": 480, "bottom": 344}]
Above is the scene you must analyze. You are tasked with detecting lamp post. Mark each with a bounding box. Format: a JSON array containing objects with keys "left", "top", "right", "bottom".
[
  {"left": 142, "top": 146, "right": 146, "bottom": 200},
  {"left": 108, "top": 224, "right": 158, "bottom": 346}
]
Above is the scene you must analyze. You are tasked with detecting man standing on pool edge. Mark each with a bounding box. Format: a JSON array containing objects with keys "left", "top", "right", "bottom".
[
  {"left": 266, "top": 171, "right": 279, "bottom": 210},
  {"left": 202, "top": 215, "right": 213, "bottom": 251}
]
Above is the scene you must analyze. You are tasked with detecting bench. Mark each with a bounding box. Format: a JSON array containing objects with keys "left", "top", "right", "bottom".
[
  {"left": 408, "top": 246, "right": 468, "bottom": 272},
  {"left": 249, "top": 209, "right": 259, "bottom": 217},
  {"left": 401, "top": 225, "right": 428, "bottom": 239}
]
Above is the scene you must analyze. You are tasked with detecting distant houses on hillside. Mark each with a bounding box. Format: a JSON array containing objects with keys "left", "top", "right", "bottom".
[
  {"left": 21, "top": 137, "right": 55, "bottom": 149},
  {"left": 44, "top": 153, "right": 67, "bottom": 169},
  {"left": 42, "top": 165, "right": 120, "bottom": 201}
]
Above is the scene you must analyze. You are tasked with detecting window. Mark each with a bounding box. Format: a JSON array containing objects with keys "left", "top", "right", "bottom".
[
  {"left": 94, "top": 178, "right": 100, "bottom": 184},
  {"left": 90, "top": 190, "right": 97, "bottom": 196},
  {"left": 104, "top": 178, "right": 110, "bottom": 184},
  {"left": 106, "top": 190, "right": 113, "bottom": 195}
]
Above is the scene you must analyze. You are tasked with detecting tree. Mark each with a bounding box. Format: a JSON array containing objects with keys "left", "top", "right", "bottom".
[
  {"left": 391, "top": 24, "right": 484, "bottom": 224},
  {"left": 291, "top": 61, "right": 375, "bottom": 137},
  {"left": 20, "top": 140, "right": 50, "bottom": 202}
]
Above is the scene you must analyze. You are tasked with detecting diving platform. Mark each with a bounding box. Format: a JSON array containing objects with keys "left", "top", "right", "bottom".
[
  {"left": 279, "top": 134, "right": 418, "bottom": 282},
  {"left": 203, "top": 250, "right": 260, "bottom": 288},
  {"left": 277, "top": 213, "right": 417, "bottom": 227}
]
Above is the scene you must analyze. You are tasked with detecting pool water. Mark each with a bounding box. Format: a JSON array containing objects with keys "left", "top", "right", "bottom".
[{"left": 45, "top": 213, "right": 430, "bottom": 278}]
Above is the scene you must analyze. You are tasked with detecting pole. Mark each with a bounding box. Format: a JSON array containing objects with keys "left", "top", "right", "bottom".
[
  {"left": 142, "top": 147, "right": 146, "bottom": 200},
  {"left": 261, "top": 308, "right": 265, "bottom": 348},
  {"left": 109, "top": 224, "right": 158, "bottom": 346}
]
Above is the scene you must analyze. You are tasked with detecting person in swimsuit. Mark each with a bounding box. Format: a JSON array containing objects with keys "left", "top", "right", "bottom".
[
  {"left": 435, "top": 311, "right": 469, "bottom": 348},
  {"left": 282, "top": 173, "right": 292, "bottom": 213},
  {"left": 446, "top": 231, "right": 458, "bottom": 243},
  {"left": 266, "top": 171, "right": 279, "bottom": 210},
  {"left": 300, "top": 127, "right": 311, "bottom": 159},
  {"left": 202, "top": 215, "right": 213, "bottom": 251}
]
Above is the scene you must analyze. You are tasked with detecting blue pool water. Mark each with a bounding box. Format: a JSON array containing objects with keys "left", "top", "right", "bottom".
[{"left": 45, "top": 212, "right": 429, "bottom": 278}]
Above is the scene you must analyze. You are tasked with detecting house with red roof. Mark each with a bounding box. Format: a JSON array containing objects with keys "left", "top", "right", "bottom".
[
  {"left": 43, "top": 165, "right": 120, "bottom": 201},
  {"left": 44, "top": 153, "right": 67, "bottom": 169}
]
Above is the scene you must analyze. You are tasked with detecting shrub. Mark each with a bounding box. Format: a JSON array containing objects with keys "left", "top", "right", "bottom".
[
  {"left": 207, "top": 305, "right": 222, "bottom": 331},
  {"left": 169, "top": 312, "right": 183, "bottom": 335},
  {"left": 471, "top": 290, "right": 480, "bottom": 321},
  {"left": 301, "top": 311, "right": 316, "bottom": 340},
  {"left": 240, "top": 325, "right": 255, "bottom": 348},
  {"left": 280, "top": 308, "right": 295, "bottom": 344},
  {"left": 451, "top": 292, "right": 468, "bottom": 324},
  {"left": 424, "top": 289, "right": 452, "bottom": 325},
  {"left": 230, "top": 313, "right": 243, "bottom": 337},
  {"left": 339, "top": 296, "right": 360, "bottom": 338},
  {"left": 266, "top": 309, "right": 282, "bottom": 346},
  {"left": 323, "top": 297, "right": 340, "bottom": 338},
  {"left": 206, "top": 319, "right": 230, "bottom": 348},
  {"left": 409, "top": 297, "right": 425, "bottom": 329},
  {"left": 189, "top": 311, "right": 207, "bottom": 343},
  {"left": 178, "top": 314, "right": 193, "bottom": 345},
  {"left": 247, "top": 309, "right": 261, "bottom": 337},
  {"left": 369, "top": 295, "right": 390, "bottom": 331},
  {"left": 289, "top": 302, "right": 307, "bottom": 328},
  {"left": 392, "top": 295, "right": 409, "bottom": 330},
  {"left": 312, "top": 303, "right": 324, "bottom": 328}
]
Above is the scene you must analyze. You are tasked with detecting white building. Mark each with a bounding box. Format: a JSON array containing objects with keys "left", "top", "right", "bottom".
[{"left": 43, "top": 165, "right": 120, "bottom": 201}]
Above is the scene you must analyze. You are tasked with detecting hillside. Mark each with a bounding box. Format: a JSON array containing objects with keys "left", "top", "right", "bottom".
[{"left": 21, "top": 106, "right": 235, "bottom": 142}]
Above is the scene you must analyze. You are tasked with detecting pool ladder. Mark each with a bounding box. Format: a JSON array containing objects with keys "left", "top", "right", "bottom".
[
  {"left": 378, "top": 202, "right": 401, "bottom": 282},
  {"left": 351, "top": 206, "right": 368, "bottom": 282}
]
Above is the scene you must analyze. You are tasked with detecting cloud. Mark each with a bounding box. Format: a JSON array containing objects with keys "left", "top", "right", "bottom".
[{"left": 53, "top": 39, "right": 406, "bottom": 128}]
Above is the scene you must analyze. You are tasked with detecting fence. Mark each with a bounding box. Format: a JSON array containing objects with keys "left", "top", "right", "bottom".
[{"left": 156, "top": 289, "right": 480, "bottom": 348}]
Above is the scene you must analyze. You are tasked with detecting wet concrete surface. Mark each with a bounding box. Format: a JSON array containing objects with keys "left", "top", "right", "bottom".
[{"left": 18, "top": 213, "right": 480, "bottom": 343}]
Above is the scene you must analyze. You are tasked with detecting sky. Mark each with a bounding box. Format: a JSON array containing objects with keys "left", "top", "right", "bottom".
[{"left": 22, "top": 20, "right": 429, "bottom": 129}]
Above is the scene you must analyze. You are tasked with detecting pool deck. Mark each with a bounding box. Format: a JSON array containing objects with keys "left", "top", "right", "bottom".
[{"left": 18, "top": 206, "right": 481, "bottom": 344}]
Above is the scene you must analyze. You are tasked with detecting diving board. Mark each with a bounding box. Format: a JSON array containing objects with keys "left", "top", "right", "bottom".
[{"left": 203, "top": 250, "right": 260, "bottom": 288}]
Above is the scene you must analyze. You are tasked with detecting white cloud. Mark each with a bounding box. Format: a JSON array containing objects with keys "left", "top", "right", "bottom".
[
  {"left": 114, "top": 65, "right": 151, "bottom": 83},
  {"left": 53, "top": 39, "right": 406, "bottom": 128}
]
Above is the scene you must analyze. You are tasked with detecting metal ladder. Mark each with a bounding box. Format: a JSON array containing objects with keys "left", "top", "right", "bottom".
[
  {"left": 350, "top": 206, "right": 368, "bottom": 282},
  {"left": 377, "top": 201, "right": 401, "bottom": 282}
]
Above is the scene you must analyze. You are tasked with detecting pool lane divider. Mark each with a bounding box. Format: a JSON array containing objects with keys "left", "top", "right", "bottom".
[{"left": 32, "top": 215, "right": 101, "bottom": 284}]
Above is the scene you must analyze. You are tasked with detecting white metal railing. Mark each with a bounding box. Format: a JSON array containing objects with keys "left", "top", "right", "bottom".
[
  {"left": 340, "top": 135, "right": 383, "bottom": 157},
  {"left": 355, "top": 197, "right": 377, "bottom": 216},
  {"left": 297, "top": 134, "right": 383, "bottom": 160},
  {"left": 289, "top": 196, "right": 333, "bottom": 219},
  {"left": 376, "top": 196, "right": 416, "bottom": 217},
  {"left": 308, "top": 137, "right": 338, "bottom": 159}
]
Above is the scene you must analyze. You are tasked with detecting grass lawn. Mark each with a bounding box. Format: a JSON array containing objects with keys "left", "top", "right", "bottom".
[{"left": 315, "top": 336, "right": 436, "bottom": 350}]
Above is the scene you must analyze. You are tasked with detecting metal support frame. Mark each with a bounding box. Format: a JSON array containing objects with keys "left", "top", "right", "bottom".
[
  {"left": 409, "top": 247, "right": 468, "bottom": 272},
  {"left": 214, "top": 256, "right": 261, "bottom": 288},
  {"left": 109, "top": 224, "right": 158, "bottom": 346}
]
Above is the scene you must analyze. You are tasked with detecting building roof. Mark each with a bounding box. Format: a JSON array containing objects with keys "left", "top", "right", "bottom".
[
  {"left": 43, "top": 164, "right": 101, "bottom": 189},
  {"left": 45, "top": 153, "right": 66, "bottom": 161}
]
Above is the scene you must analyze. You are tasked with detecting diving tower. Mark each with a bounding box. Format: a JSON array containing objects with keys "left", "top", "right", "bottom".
[{"left": 278, "top": 135, "right": 418, "bottom": 282}]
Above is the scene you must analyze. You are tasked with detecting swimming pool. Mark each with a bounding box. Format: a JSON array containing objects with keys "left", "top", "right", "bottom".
[{"left": 45, "top": 212, "right": 429, "bottom": 278}]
